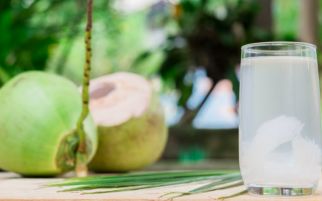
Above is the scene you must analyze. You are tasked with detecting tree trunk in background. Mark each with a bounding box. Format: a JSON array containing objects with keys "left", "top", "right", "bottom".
[
  {"left": 255, "top": 0, "right": 273, "bottom": 33},
  {"left": 299, "top": 0, "right": 319, "bottom": 45}
]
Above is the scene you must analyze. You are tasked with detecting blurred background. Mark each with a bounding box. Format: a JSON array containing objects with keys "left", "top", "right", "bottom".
[{"left": 0, "top": 0, "right": 320, "bottom": 170}]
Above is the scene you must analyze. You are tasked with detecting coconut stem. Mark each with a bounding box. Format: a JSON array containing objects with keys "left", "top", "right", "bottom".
[{"left": 75, "top": 0, "right": 93, "bottom": 177}]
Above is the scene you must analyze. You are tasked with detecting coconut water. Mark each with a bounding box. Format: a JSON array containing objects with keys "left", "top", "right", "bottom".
[{"left": 239, "top": 56, "right": 321, "bottom": 188}]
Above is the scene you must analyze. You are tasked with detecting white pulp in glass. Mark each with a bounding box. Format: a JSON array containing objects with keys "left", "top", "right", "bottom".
[{"left": 239, "top": 56, "right": 322, "bottom": 188}]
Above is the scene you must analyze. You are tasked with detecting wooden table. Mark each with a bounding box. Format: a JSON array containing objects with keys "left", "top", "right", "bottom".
[{"left": 1, "top": 172, "right": 322, "bottom": 201}]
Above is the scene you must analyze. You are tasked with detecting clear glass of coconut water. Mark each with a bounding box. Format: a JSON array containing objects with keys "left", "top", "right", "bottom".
[{"left": 239, "top": 42, "right": 322, "bottom": 196}]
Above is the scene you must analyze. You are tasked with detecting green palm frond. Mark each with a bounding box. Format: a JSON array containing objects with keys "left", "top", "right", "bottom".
[{"left": 50, "top": 170, "right": 245, "bottom": 198}]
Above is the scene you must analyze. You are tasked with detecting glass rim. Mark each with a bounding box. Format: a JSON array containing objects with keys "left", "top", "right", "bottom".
[{"left": 241, "top": 41, "right": 316, "bottom": 51}]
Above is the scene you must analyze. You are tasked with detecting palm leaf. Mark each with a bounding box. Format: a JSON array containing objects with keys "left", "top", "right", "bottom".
[
  {"left": 50, "top": 170, "right": 245, "bottom": 198},
  {"left": 52, "top": 170, "right": 230, "bottom": 187}
]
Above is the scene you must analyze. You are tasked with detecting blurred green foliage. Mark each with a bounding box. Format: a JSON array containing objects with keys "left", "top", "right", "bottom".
[
  {"left": 0, "top": 0, "right": 307, "bottom": 88},
  {"left": 274, "top": 0, "right": 298, "bottom": 40},
  {"left": 0, "top": 0, "right": 88, "bottom": 86},
  {"left": 0, "top": 0, "right": 149, "bottom": 86},
  {"left": 52, "top": 6, "right": 148, "bottom": 83},
  {"left": 1, "top": 0, "right": 320, "bottom": 124}
]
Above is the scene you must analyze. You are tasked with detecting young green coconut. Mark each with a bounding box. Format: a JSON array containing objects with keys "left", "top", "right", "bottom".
[
  {"left": 88, "top": 72, "right": 168, "bottom": 172},
  {"left": 0, "top": 72, "right": 97, "bottom": 176},
  {"left": 0, "top": 0, "right": 95, "bottom": 177}
]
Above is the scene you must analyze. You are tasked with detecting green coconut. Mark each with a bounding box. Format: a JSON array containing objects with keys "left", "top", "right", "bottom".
[
  {"left": 88, "top": 72, "right": 168, "bottom": 172},
  {"left": 0, "top": 72, "right": 97, "bottom": 176}
]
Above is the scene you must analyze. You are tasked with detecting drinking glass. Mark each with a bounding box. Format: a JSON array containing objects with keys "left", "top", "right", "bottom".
[{"left": 239, "top": 42, "right": 321, "bottom": 196}]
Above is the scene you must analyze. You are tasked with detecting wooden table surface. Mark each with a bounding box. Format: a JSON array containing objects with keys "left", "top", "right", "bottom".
[{"left": 1, "top": 172, "right": 322, "bottom": 201}]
